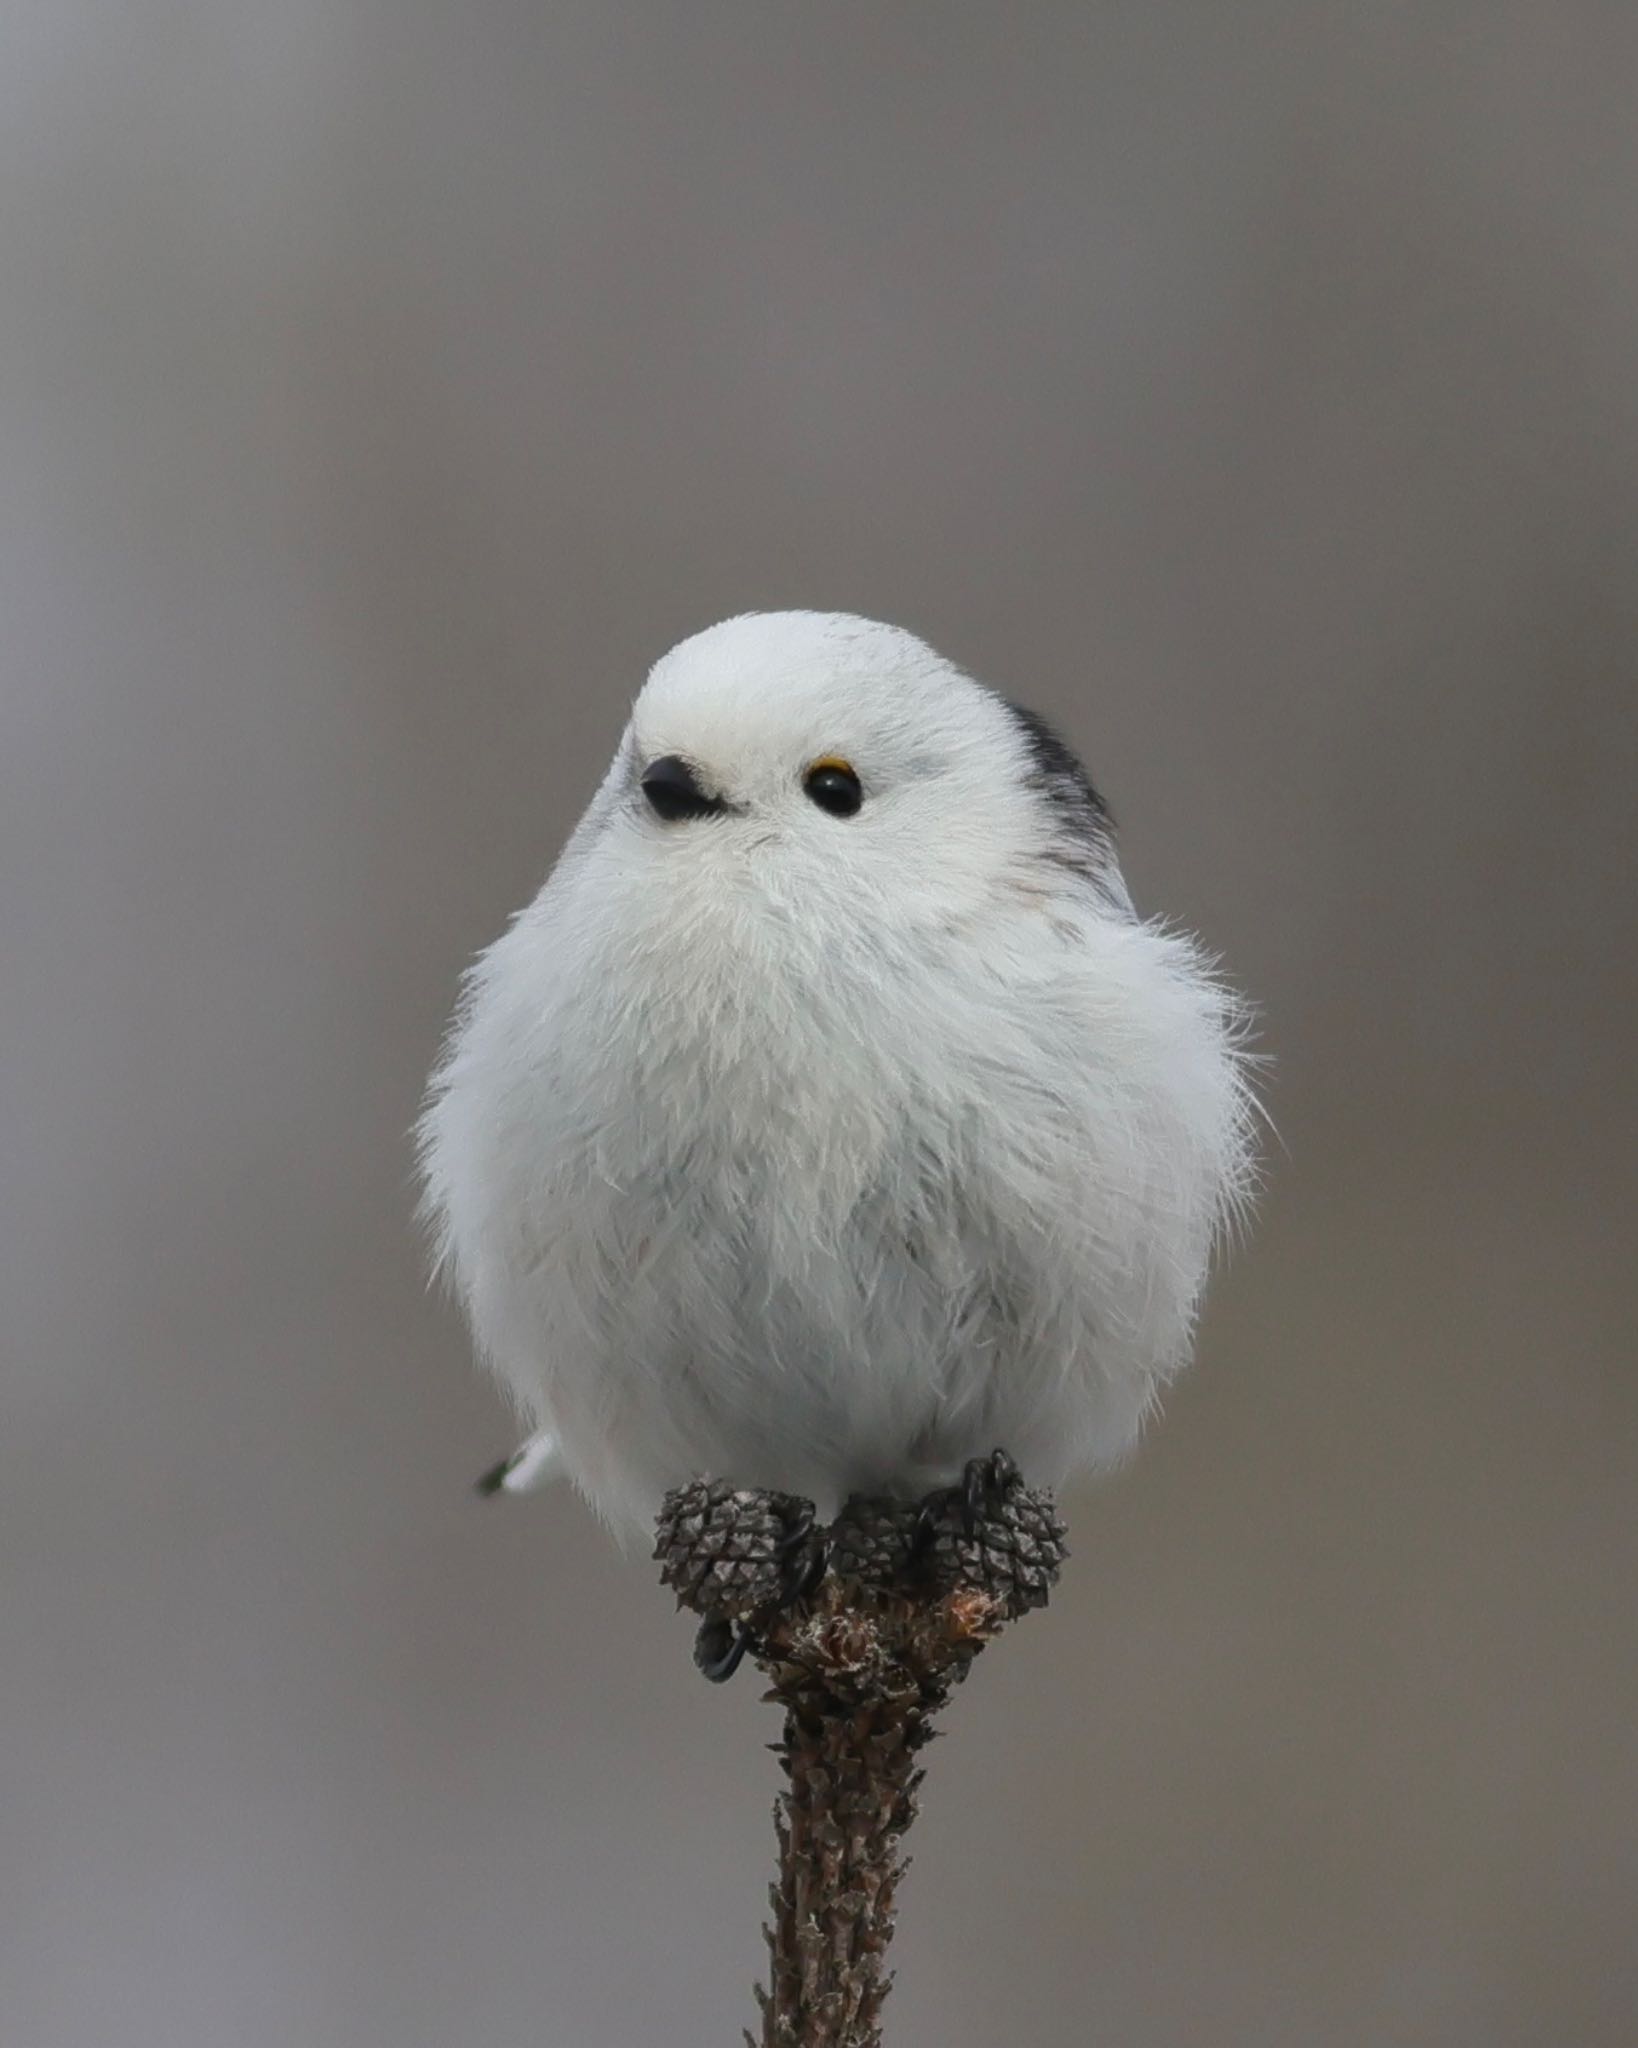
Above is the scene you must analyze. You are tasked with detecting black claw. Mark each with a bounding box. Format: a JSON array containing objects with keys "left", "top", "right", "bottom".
[
  {"left": 964, "top": 1447, "right": 1021, "bottom": 1526},
  {"left": 914, "top": 1448, "right": 1023, "bottom": 1550},
  {"left": 790, "top": 1531, "right": 831, "bottom": 1601},
  {"left": 694, "top": 1615, "right": 753, "bottom": 1684},
  {"left": 961, "top": 1460, "right": 987, "bottom": 1535},
  {"left": 775, "top": 1501, "right": 829, "bottom": 1604},
  {"left": 774, "top": 1499, "right": 816, "bottom": 1560},
  {"left": 912, "top": 1483, "right": 963, "bottom": 1557}
]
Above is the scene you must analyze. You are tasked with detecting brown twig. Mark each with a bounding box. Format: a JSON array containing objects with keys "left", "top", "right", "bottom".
[{"left": 657, "top": 1476, "right": 1068, "bottom": 2047}]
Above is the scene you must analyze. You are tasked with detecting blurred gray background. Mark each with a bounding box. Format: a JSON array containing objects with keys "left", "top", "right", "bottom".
[{"left": 3, "top": 6, "right": 1634, "bottom": 2045}]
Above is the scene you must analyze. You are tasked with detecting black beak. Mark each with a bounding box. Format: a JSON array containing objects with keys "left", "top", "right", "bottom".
[{"left": 641, "top": 754, "right": 725, "bottom": 822}]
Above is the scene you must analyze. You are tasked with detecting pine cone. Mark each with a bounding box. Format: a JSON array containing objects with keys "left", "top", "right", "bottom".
[
  {"left": 655, "top": 1479, "right": 809, "bottom": 1621},
  {"left": 829, "top": 1495, "right": 921, "bottom": 1587},
  {"left": 922, "top": 1481, "right": 1069, "bottom": 1619}
]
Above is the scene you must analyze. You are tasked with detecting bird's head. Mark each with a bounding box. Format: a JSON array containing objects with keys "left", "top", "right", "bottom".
[{"left": 603, "top": 612, "right": 1120, "bottom": 935}]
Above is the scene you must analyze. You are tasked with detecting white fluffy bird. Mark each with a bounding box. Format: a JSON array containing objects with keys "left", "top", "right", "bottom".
[{"left": 421, "top": 612, "right": 1255, "bottom": 1542}]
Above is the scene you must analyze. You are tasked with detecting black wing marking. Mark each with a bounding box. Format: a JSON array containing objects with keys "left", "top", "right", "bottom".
[{"left": 997, "top": 698, "right": 1123, "bottom": 903}]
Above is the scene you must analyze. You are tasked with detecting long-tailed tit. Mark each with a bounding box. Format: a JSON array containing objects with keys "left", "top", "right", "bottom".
[{"left": 421, "top": 613, "right": 1256, "bottom": 1540}]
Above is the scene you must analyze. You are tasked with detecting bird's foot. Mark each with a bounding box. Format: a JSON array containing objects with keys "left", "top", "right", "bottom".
[
  {"left": 693, "top": 1613, "right": 754, "bottom": 1683},
  {"left": 905, "top": 1449, "right": 1068, "bottom": 1620},
  {"left": 655, "top": 1479, "right": 829, "bottom": 1683},
  {"left": 829, "top": 1450, "right": 1050, "bottom": 1603},
  {"left": 658, "top": 1456, "right": 1068, "bottom": 1677},
  {"left": 912, "top": 1447, "right": 1022, "bottom": 1551}
]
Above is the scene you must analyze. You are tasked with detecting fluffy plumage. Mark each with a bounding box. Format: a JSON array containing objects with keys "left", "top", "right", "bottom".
[{"left": 420, "top": 613, "right": 1256, "bottom": 1536}]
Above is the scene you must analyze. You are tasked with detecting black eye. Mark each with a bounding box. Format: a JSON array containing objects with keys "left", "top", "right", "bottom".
[{"left": 803, "top": 759, "right": 863, "bottom": 818}]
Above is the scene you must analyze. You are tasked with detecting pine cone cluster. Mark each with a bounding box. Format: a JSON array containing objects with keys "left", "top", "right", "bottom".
[
  {"left": 920, "top": 1481, "right": 1069, "bottom": 1619},
  {"left": 656, "top": 1464, "right": 1069, "bottom": 1630},
  {"left": 654, "top": 1478, "right": 804, "bottom": 1621}
]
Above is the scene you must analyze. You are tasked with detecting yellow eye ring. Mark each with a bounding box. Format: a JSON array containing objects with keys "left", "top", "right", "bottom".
[{"left": 807, "top": 755, "right": 855, "bottom": 778}]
